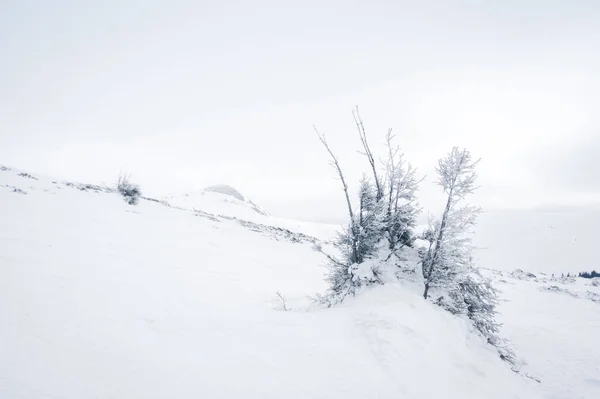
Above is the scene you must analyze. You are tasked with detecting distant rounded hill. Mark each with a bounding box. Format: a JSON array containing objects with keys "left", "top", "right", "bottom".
[
  {"left": 203, "top": 184, "right": 246, "bottom": 202},
  {"left": 200, "top": 184, "right": 270, "bottom": 216},
  {"left": 165, "top": 184, "right": 270, "bottom": 218}
]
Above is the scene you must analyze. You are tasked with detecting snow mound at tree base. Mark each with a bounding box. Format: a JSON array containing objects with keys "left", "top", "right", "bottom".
[
  {"left": 0, "top": 167, "right": 541, "bottom": 398},
  {"left": 330, "top": 282, "right": 540, "bottom": 398}
]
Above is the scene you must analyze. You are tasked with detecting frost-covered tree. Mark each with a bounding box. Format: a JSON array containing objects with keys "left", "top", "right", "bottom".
[
  {"left": 356, "top": 176, "right": 387, "bottom": 260},
  {"left": 421, "top": 148, "right": 515, "bottom": 366},
  {"left": 422, "top": 147, "right": 480, "bottom": 300},
  {"left": 353, "top": 108, "right": 420, "bottom": 251},
  {"left": 383, "top": 129, "right": 421, "bottom": 250},
  {"left": 314, "top": 110, "right": 421, "bottom": 305},
  {"left": 314, "top": 131, "right": 385, "bottom": 304}
]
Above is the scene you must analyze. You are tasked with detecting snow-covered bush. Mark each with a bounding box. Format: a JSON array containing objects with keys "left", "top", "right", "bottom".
[
  {"left": 18, "top": 172, "right": 38, "bottom": 180},
  {"left": 448, "top": 273, "right": 516, "bottom": 366},
  {"left": 585, "top": 290, "right": 600, "bottom": 303},
  {"left": 117, "top": 174, "right": 141, "bottom": 205},
  {"left": 510, "top": 269, "right": 537, "bottom": 281},
  {"left": 540, "top": 285, "right": 579, "bottom": 298},
  {"left": 316, "top": 185, "right": 387, "bottom": 305}
]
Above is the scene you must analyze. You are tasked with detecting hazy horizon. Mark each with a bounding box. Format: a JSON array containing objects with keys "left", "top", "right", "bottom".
[{"left": 2, "top": 0, "right": 599, "bottom": 223}]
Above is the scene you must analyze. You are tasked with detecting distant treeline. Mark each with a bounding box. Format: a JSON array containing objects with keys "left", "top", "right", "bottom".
[
  {"left": 552, "top": 271, "right": 599, "bottom": 278},
  {"left": 578, "top": 270, "right": 599, "bottom": 279}
]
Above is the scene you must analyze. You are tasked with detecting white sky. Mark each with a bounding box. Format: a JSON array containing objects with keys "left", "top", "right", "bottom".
[{"left": 1, "top": 0, "right": 599, "bottom": 223}]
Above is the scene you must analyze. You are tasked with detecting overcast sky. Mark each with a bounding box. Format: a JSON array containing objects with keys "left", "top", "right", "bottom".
[{"left": 1, "top": 0, "right": 599, "bottom": 222}]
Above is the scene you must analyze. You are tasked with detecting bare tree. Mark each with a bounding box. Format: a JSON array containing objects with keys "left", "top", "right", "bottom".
[
  {"left": 275, "top": 291, "right": 289, "bottom": 311},
  {"left": 384, "top": 128, "right": 398, "bottom": 219},
  {"left": 314, "top": 126, "right": 358, "bottom": 263},
  {"left": 314, "top": 127, "right": 354, "bottom": 223}
]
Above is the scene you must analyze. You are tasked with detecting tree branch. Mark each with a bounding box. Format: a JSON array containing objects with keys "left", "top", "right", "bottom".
[
  {"left": 315, "top": 125, "right": 358, "bottom": 262},
  {"left": 352, "top": 106, "right": 383, "bottom": 201}
]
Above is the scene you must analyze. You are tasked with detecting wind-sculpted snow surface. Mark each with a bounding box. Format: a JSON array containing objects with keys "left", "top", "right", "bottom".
[{"left": 1, "top": 166, "right": 592, "bottom": 398}]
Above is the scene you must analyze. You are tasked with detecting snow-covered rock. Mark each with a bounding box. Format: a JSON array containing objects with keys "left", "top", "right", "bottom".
[{"left": 510, "top": 268, "right": 538, "bottom": 281}]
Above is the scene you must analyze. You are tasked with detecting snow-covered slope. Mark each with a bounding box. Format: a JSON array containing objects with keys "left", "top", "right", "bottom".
[
  {"left": 166, "top": 184, "right": 339, "bottom": 241},
  {"left": 168, "top": 184, "right": 270, "bottom": 218},
  {"left": 484, "top": 269, "right": 600, "bottom": 399},
  {"left": 1, "top": 165, "right": 596, "bottom": 398}
]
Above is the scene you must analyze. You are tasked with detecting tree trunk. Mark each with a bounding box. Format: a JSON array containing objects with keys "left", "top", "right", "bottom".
[{"left": 423, "top": 187, "right": 453, "bottom": 299}]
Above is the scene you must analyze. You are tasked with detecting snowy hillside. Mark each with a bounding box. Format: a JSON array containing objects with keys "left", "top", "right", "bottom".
[
  {"left": 165, "top": 184, "right": 339, "bottom": 241},
  {"left": 1, "top": 165, "right": 598, "bottom": 398},
  {"left": 486, "top": 270, "right": 600, "bottom": 398},
  {"left": 167, "top": 184, "right": 270, "bottom": 217}
]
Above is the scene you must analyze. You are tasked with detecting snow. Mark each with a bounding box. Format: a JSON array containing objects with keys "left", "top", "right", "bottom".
[
  {"left": 204, "top": 184, "right": 247, "bottom": 201},
  {"left": 166, "top": 188, "right": 269, "bottom": 218},
  {"left": 1, "top": 165, "right": 597, "bottom": 398},
  {"left": 485, "top": 271, "right": 600, "bottom": 399},
  {"left": 350, "top": 258, "right": 380, "bottom": 283},
  {"left": 166, "top": 185, "right": 339, "bottom": 241},
  {"left": 474, "top": 209, "right": 600, "bottom": 275}
]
